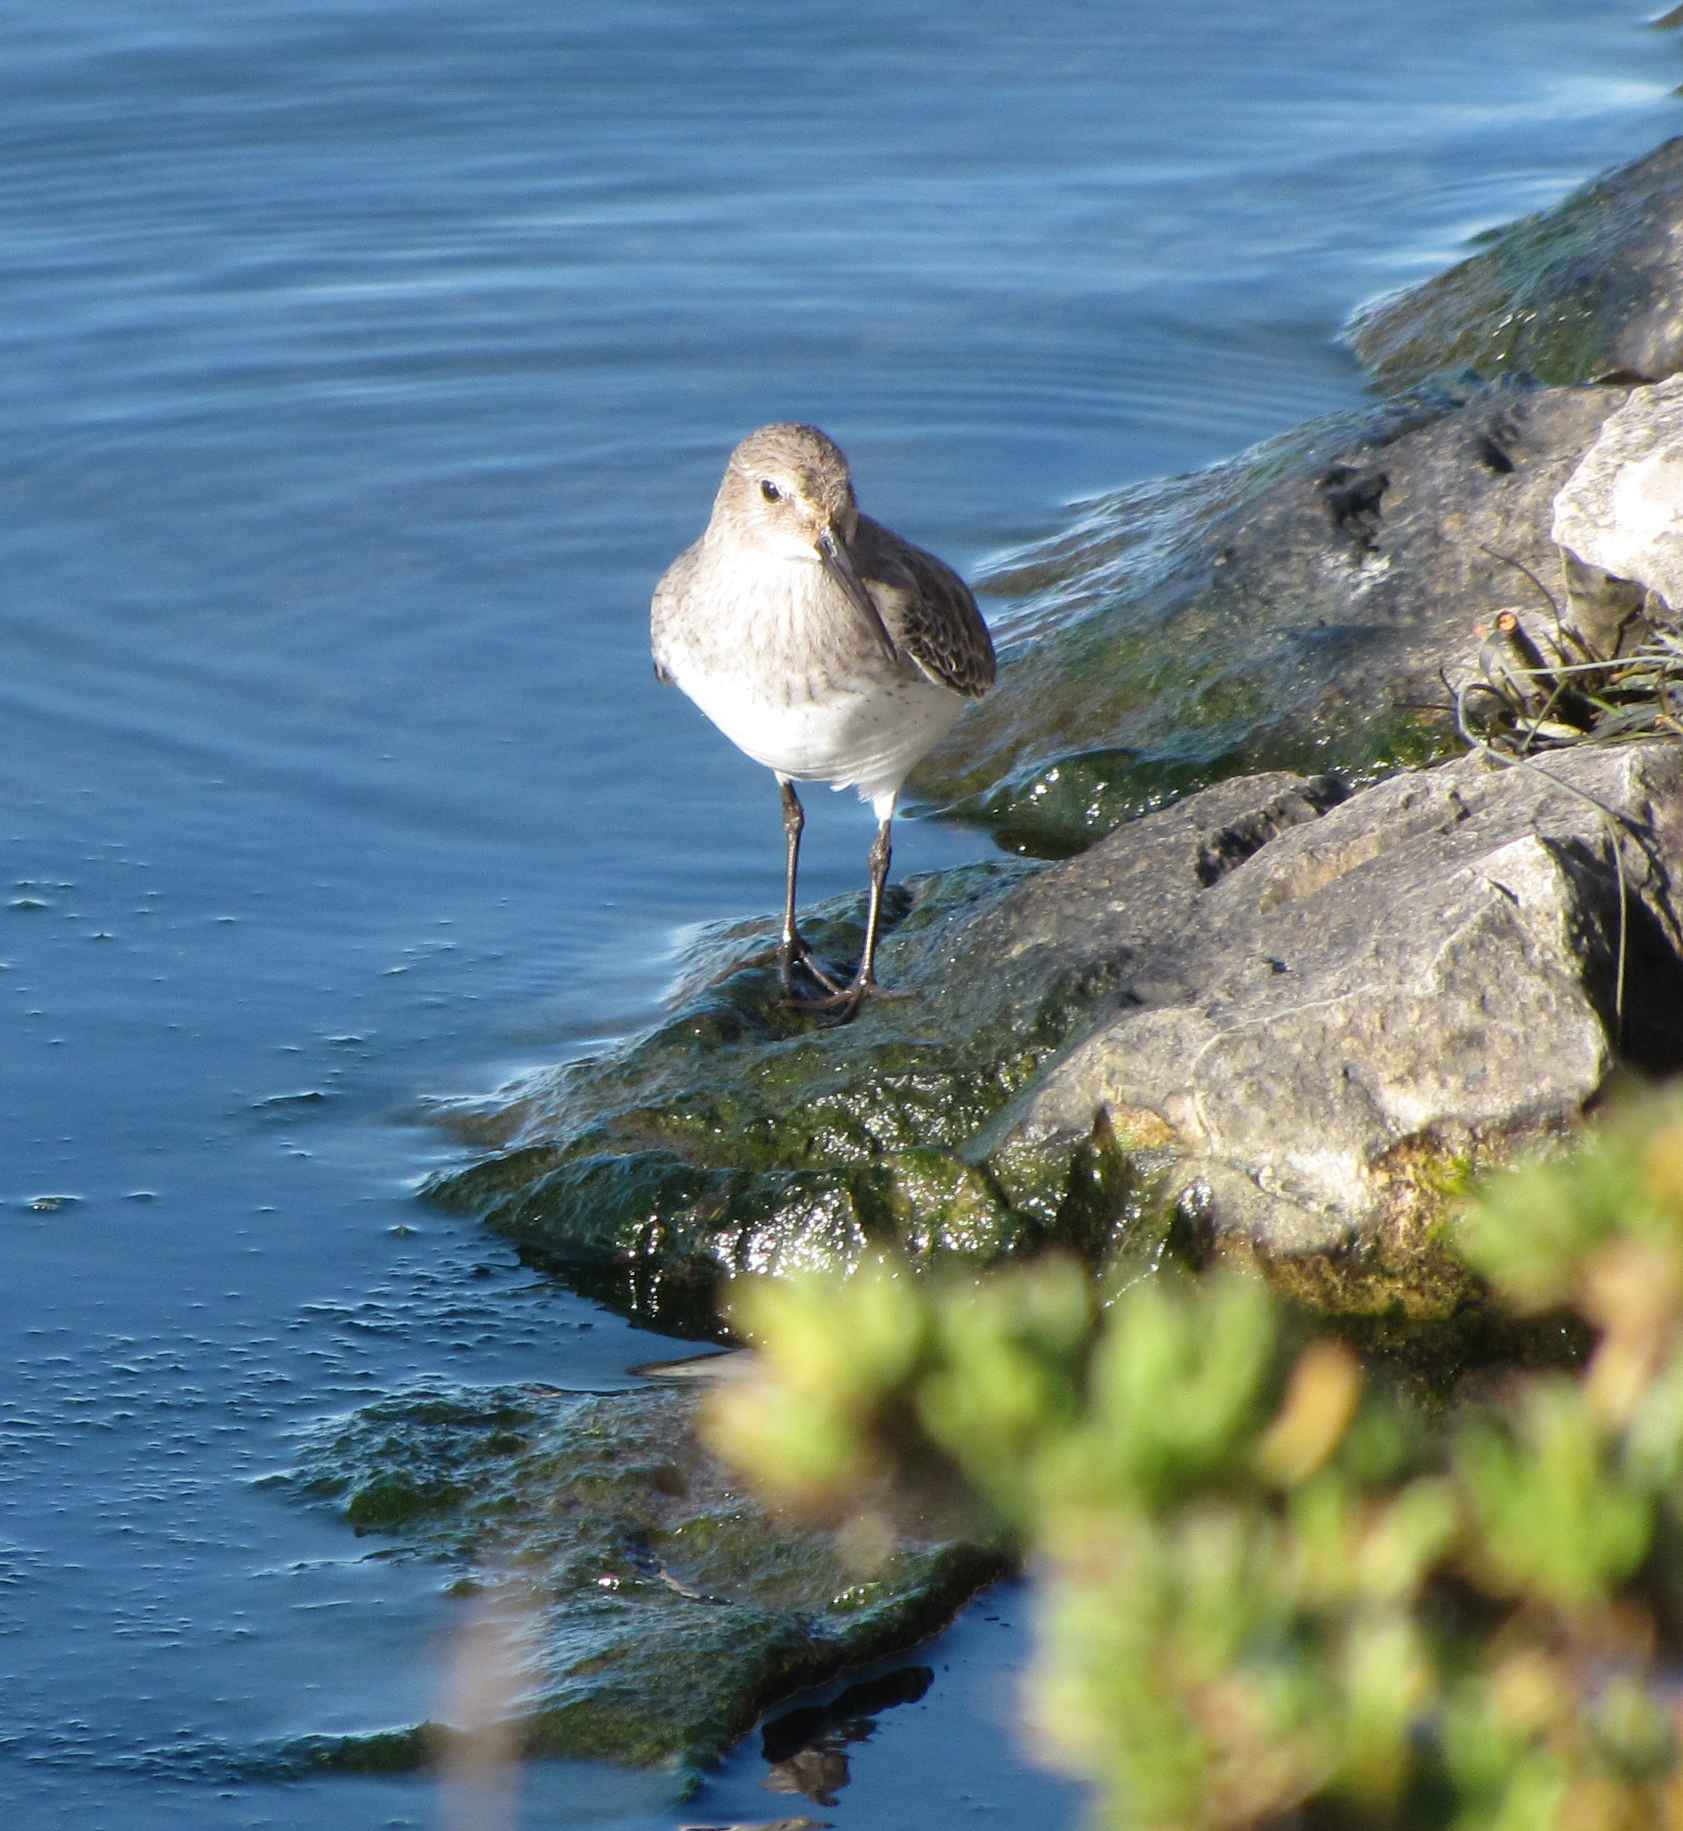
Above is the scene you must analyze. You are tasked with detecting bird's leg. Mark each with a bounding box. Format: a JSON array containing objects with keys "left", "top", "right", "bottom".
[
  {"left": 812, "top": 812, "right": 911, "bottom": 1021},
  {"left": 777, "top": 778, "right": 846, "bottom": 997},
  {"left": 853, "top": 816, "right": 894, "bottom": 1002}
]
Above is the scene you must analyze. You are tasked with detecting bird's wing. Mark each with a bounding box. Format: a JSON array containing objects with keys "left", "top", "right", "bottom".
[
  {"left": 854, "top": 515, "right": 997, "bottom": 698},
  {"left": 649, "top": 541, "right": 699, "bottom": 687}
]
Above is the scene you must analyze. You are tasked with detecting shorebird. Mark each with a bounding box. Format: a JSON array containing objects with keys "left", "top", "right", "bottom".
[{"left": 650, "top": 422, "right": 996, "bottom": 1020}]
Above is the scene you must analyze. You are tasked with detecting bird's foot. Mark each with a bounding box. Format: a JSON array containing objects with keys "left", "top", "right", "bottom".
[
  {"left": 791, "top": 975, "right": 915, "bottom": 1023},
  {"left": 779, "top": 933, "right": 848, "bottom": 999}
]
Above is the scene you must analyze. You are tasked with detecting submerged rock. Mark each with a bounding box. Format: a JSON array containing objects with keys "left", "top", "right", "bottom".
[
  {"left": 1346, "top": 136, "right": 1683, "bottom": 392},
  {"left": 270, "top": 1380, "right": 999, "bottom": 1778}
]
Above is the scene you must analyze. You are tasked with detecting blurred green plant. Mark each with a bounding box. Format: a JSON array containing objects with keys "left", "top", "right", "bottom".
[{"left": 705, "top": 1089, "right": 1683, "bottom": 1829}]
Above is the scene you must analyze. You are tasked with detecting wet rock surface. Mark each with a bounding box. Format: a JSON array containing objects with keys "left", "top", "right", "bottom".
[
  {"left": 431, "top": 737, "right": 1683, "bottom": 1324},
  {"left": 269, "top": 1380, "right": 999, "bottom": 1776},
  {"left": 916, "top": 376, "right": 1627, "bottom": 857},
  {"left": 426, "top": 853, "right": 1153, "bottom": 1336},
  {"left": 1346, "top": 136, "right": 1683, "bottom": 392}
]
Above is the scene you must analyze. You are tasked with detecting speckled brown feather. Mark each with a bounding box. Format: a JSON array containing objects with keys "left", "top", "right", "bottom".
[{"left": 851, "top": 513, "right": 996, "bottom": 699}]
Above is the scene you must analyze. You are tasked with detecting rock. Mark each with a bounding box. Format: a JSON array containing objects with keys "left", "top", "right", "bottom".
[
  {"left": 428, "top": 740, "right": 1683, "bottom": 1329},
  {"left": 1346, "top": 137, "right": 1683, "bottom": 392},
  {"left": 424, "top": 851, "right": 1153, "bottom": 1335},
  {"left": 913, "top": 378, "right": 1626, "bottom": 856},
  {"left": 999, "top": 739, "right": 1683, "bottom": 1307},
  {"left": 1553, "top": 374, "right": 1683, "bottom": 616},
  {"left": 269, "top": 1381, "right": 999, "bottom": 1779},
  {"left": 422, "top": 776, "right": 1350, "bottom": 1327}
]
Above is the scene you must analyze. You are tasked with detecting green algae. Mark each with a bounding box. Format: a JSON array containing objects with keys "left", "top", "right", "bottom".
[
  {"left": 971, "top": 709, "right": 1447, "bottom": 861},
  {"left": 422, "top": 851, "right": 1169, "bottom": 1325},
  {"left": 273, "top": 1380, "right": 1003, "bottom": 1777},
  {"left": 1347, "top": 139, "right": 1683, "bottom": 390}
]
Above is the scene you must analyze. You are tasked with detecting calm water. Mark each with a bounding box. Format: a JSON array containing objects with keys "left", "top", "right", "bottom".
[{"left": 2, "top": 3, "right": 1675, "bottom": 1825}]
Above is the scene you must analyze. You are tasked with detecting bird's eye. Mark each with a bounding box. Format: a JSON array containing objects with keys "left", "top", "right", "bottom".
[{"left": 759, "top": 479, "right": 782, "bottom": 503}]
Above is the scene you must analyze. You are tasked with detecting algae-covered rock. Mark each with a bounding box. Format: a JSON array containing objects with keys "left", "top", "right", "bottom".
[
  {"left": 426, "top": 854, "right": 1166, "bottom": 1332},
  {"left": 270, "top": 1380, "right": 1000, "bottom": 1776},
  {"left": 428, "top": 703, "right": 1683, "bottom": 1359},
  {"left": 426, "top": 741, "right": 1683, "bottom": 1331},
  {"left": 912, "top": 378, "right": 1623, "bottom": 857},
  {"left": 424, "top": 774, "right": 1364, "bottom": 1330},
  {"left": 1346, "top": 137, "right": 1683, "bottom": 392}
]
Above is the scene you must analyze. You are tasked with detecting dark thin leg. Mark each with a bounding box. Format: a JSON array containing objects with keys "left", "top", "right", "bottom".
[
  {"left": 857, "top": 816, "right": 893, "bottom": 994},
  {"left": 777, "top": 778, "right": 802, "bottom": 987},
  {"left": 812, "top": 813, "right": 909, "bottom": 1022},
  {"left": 777, "top": 779, "right": 844, "bottom": 997}
]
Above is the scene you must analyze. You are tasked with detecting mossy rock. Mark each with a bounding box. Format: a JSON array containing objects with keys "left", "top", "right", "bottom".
[
  {"left": 264, "top": 1380, "right": 1003, "bottom": 1777},
  {"left": 423, "top": 853, "right": 1175, "bottom": 1332},
  {"left": 1347, "top": 137, "right": 1683, "bottom": 391},
  {"left": 905, "top": 380, "right": 1534, "bottom": 860}
]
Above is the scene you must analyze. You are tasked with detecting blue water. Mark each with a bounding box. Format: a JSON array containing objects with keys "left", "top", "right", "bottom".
[{"left": 2, "top": 3, "right": 1675, "bottom": 1825}]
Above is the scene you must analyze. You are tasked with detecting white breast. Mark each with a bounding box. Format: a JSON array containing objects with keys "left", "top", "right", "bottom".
[
  {"left": 681, "top": 662, "right": 966, "bottom": 810},
  {"left": 657, "top": 549, "right": 966, "bottom": 812}
]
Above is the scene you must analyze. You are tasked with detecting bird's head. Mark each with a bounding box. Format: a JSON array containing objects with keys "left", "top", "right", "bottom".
[{"left": 718, "top": 421, "right": 861, "bottom": 564}]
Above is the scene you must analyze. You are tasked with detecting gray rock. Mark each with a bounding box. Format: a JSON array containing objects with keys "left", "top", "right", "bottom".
[
  {"left": 1000, "top": 739, "right": 1683, "bottom": 1283},
  {"left": 1346, "top": 137, "right": 1683, "bottom": 391},
  {"left": 429, "top": 739, "right": 1683, "bottom": 1324},
  {"left": 1553, "top": 374, "right": 1683, "bottom": 616}
]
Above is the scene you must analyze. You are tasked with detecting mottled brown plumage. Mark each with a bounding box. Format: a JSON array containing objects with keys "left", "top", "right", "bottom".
[{"left": 850, "top": 513, "right": 997, "bottom": 698}]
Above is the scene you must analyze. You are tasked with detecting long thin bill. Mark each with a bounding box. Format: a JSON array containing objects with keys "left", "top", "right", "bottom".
[{"left": 818, "top": 529, "right": 899, "bottom": 666}]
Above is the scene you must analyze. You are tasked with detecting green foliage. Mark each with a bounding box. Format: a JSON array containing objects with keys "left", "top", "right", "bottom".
[
  {"left": 706, "top": 1088, "right": 1683, "bottom": 1828},
  {"left": 1455, "top": 1380, "right": 1652, "bottom": 1611}
]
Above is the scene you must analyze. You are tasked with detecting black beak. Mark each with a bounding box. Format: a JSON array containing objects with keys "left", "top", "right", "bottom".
[{"left": 818, "top": 528, "right": 899, "bottom": 666}]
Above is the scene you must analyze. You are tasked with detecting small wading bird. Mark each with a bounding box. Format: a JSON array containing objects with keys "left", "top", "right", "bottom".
[{"left": 650, "top": 422, "right": 996, "bottom": 1020}]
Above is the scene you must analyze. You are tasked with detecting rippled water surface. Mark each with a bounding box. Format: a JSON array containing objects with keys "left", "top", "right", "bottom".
[{"left": 3, "top": 2, "right": 1676, "bottom": 1824}]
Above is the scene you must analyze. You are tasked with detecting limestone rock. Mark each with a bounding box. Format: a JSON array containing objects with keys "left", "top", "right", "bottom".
[
  {"left": 1000, "top": 740, "right": 1683, "bottom": 1276},
  {"left": 1553, "top": 374, "right": 1683, "bottom": 616}
]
